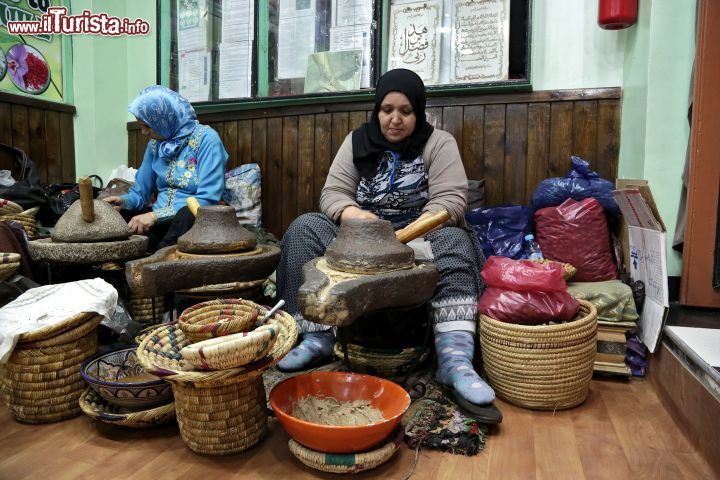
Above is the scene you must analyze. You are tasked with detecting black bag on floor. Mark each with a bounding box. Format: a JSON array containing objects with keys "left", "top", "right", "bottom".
[{"left": 0, "top": 144, "right": 49, "bottom": 213}]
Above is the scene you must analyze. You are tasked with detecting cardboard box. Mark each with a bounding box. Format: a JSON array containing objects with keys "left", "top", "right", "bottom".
[{"left": 613, "top": 180, "right": 669, "bottom": 353}]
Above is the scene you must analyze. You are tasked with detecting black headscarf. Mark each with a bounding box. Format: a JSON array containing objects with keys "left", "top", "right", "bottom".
[{"left": 352, "top": 69, "right": 434, "bottom": 179}]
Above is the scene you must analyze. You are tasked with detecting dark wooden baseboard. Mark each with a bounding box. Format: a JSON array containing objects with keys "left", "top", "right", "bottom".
[{"left": 649, "top": 343, "right": 720, "bottom": 478}]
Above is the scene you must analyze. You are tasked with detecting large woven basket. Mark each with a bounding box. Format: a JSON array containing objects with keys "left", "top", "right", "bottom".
[
  {"left": 479, "top": 299, "right": 597, "bottom": 411},
  {"left": 0, "top": 312, "right": 102, "bottom": 423},
  {"left": 136, "top": 300, "right": 298, "bottom": 455}
]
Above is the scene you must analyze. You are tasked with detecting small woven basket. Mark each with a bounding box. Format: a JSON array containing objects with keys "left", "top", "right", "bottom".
[
  {"left": 333, "top": 342, "right": 429, "bottom": 378},
  {"left": 177, "top": 298, "right": 261, "bottom": 343},
  {"left": 0, "top": 206, "right": 39, "bottom": 236},
  {"left": 179, "top": 325, "right": 277, "bottom": 371},
  {"left": 0, "top": 313, "right": 101, "bottom": 423},
  {"left": 479, "top": 299, "right": 597, "bottom": 411},
  {"left": 136, "top": 300, "right": 298, "bottom": 455}
]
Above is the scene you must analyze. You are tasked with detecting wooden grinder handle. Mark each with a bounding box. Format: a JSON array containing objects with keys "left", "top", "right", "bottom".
[
  {"left": 396, "top": 209, "right": 451, "bottom": 244},
  {"left": 186, "top": 197, "right": 200, "bottom": 217},
  {"left": 78, "top": 176, "right": 95, "bottom": 223}
]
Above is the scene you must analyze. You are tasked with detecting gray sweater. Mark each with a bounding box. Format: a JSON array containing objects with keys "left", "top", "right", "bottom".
[{"left": 320, "top": 129, "right": 468, "bottom": 226}]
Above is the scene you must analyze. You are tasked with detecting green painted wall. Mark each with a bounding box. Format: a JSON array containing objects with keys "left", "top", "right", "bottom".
[
  {"left": 71, "top": 1, "right": 155, "bottom": 181},
  {"left": 619, "top": 1, "right": 696, "bottom": 276}
]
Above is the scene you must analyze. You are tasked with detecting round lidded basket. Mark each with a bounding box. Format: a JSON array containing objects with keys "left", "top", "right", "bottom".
[
  {"left": 479, "top": 299, "right": 598, "bottom": 411},
  {"left": 136, "top": 299, "right": 298, "bottom": 455},
  {"left": 0, "top": 312, "right": 102, "bottom": 424},
  {"left": 177, "top": 298, "right": 261, "bottom": 343}
]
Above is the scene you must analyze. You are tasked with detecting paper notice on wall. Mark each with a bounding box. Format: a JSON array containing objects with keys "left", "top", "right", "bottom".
[
  {"left": 334, "top": 0, "right": 373, "bottom": 26},
  {"left": 329, "top": 24, "right": 371, "bottom": 88},
  {"left": 178, "top": 48, "right": 211, "bottom": 102},
  {"left": 222, "top": 0, "right": 254, "bottom": 43},
  {"left": 177, "top": 0, "right": 211, "bottom": 52},
  {"left": 278, "top": 0, "right": 317, "bottom": 79},
  {"left": 219, "top": 42, "right": 253, "bottom": 99}
]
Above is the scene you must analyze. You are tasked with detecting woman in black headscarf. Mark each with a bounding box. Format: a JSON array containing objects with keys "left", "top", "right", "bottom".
[{"left": 275, "top": 69, "right": 496, "bottom": 413}]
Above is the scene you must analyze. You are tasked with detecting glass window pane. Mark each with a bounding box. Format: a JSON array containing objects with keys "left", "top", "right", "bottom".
[
  {"left": 385, "top": 0, "right": 512, "bottom": 86},
  {"left": 169, "top": 0, "right": 255, "bottom": 101},
  {"left": 267, "top": 0, "right": 374, "bottom": 97}
]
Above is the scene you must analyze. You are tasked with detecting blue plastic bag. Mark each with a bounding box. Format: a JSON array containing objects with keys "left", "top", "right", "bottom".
[
  {"left": 530, "top": 156, "right": 619, "bottom": 215},
  {"left": 465, "top": 205, "right": 533, "bottom": 260},
  {"left": 223, "top": 163, "right": 262, "bottom": 227}
]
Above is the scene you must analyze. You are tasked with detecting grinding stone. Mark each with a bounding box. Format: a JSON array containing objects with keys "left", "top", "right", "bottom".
[{"left": 52, "top": 200, "right": 131, "bottom": 243}]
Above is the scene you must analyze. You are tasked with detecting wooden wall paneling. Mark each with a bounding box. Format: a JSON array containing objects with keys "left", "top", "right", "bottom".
[
  {"left": 442, "top": 106, "right": 464, "bottom": 154},
  {"left": 59, "top": 112, "right": 75, "bottom": 183},
  {"left": 483, "top": 104, "right": 506, "bottom": 206},
  {"left": 238, "top": 119, "right": 252, "bottom": 165},
  {"left": 462, "top": 105, "right": 485, "bottom": 182},
  {"left": 28, "top": 107, "right": 47, "bottom": 184},
  {"left": 0, "top": 103, "right": 11, "bottom": 145},
  {"left": 251, "top": 118, "right": 268, "bottom": 224},
  {"left": 526, "top": 102, "right": 551, "bottom": 202},
  {"left": 549, "top": 102, "right": 574, "bottom": 177},
  {"left": 281, "top": 116, "right": 299, "bottom": 234},
  {"left": 572, "top": 100, "right": 599, "bottom": 168},
  {"left": 44, "top": 111, "right": 61, "bottom": 185},
  {"left": 313, "top": 113, "right": 332, "bottom": 210},
  {"left": 265, "top": 117, "right": 283, "bottom": 236},
  {"left": 596, "top": 99, "right": 621, "bottom": 181},
  {"left": 504, "top": 103, "right": 528, "bottom": 205},
  {"left": 134, "top": 128, "right": 148, "bottom": 173},
  {"left": 349, "top": 110, "right": 366, "bottom": 131},
  {"left": 297, "top": 115, "right": 315, "bottom": 216},
  {"left": 10, "top": 104, "right": 29, "bottom": 157},
  {"left": 426, "top": 107, "right": 443, "bottom": 130},
  {"left": 223, "top": 120, "right": 238, "bottom": 170},
  {"left": 331, "top": 112, "right": 349, "bottom": 159}
]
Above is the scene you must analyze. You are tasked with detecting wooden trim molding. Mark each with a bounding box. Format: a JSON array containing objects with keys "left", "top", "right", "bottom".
[{"left": 0, "top": 91, "right": 76, "bottom": 114}]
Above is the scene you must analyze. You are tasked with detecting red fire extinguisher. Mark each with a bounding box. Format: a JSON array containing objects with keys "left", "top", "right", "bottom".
[{"left": 598, "top": 0, "right": 638, "bottom": 30}]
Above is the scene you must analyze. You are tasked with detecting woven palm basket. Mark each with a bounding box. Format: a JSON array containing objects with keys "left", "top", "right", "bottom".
[
  {"left": 136, "top": 301, "right": 298, "bottom": 455},
  {"left": 0, "top": 206, "right": 39, "bottom": 236},
  {"left": 0, "top": 312, "right": 102, "bottom": 423},
  {"left": 129, "top": 295, "right": 165, "bottom": 324},
  {"left": 79, "top": 388, "right": 176, "bottom": 428},
  {"left": 0, "top": 199, "right": 23, "bottom": 215},
  {"left": 177, "top": 298, "right": 263, "bottom": 343},
  {"left": 0, "top": 252, "right": 21, "bottom": 281},
  {"left": 479, "top": 299, "right": 597, "bottom": 411},
  {"left": 288, "top": 433, "right": 402, "bottom": 474},
  {"left": 333, "top": 342, "right": 429, "bottom": 378}
]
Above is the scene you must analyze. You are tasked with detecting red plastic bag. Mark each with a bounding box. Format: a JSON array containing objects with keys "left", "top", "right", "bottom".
[
  {"left": 534, "top": 198, "right": 618, "bottom": 282},
  {"left": 478, "top": 288, "right": 580, "bottom": 325},
  {"left": 480, "top": 256, "right": 567, "bottom": 292}
]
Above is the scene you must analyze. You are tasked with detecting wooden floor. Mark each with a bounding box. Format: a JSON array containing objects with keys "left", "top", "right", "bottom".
[{"left": 0, "top": 377, "right": 713, "bottom": 480}]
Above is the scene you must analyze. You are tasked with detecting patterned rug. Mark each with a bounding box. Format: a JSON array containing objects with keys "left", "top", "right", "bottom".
[{"left": 263, "top": 361, "right": 488, "bottom": 456}]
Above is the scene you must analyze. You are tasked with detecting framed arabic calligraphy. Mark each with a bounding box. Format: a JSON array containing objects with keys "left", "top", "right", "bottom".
[
  {"left": 451, "top": 0, "right": 510, "bottom": 83},
  {"left": 388, "top": 1, "right": 442, "bottom": 85}
]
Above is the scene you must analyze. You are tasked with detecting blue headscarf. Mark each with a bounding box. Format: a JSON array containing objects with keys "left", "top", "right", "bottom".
[{"left": 128, "top": 85, "right": 199, "bottom": 161}]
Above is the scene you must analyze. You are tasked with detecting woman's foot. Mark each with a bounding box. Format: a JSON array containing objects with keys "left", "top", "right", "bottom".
[
  {"left": 277, "top": 331, "right": 335, "bottom": 371},
  {"left": 435, "top": 331, "right": 495, "bottom": 405}
]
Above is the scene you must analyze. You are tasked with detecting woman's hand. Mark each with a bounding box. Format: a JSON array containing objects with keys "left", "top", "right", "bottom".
[
  {"left": 128, "top": 212, "right": 157, "bottom": 234},
  {"left": 103, "top": 196, "right": 124, "bottom": 212},
  {"left": 341, "top": 206, "right": 378, "bottom": 222}
]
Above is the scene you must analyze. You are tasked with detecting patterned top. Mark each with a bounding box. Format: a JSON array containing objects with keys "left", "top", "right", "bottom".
[
  {"left": 356, "top": 151, "right": 428, "bottom": 229},
  {"left": 121, "top": 124, "right": 228, "bottom": 222}
]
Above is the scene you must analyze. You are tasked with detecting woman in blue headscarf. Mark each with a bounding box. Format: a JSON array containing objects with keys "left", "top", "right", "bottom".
[{"left": 104, "top": 86, "right": 228, "bottom": 252}]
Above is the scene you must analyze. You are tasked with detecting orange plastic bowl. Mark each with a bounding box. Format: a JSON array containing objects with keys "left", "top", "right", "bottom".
[{"left": 269, "top": 371, "right": 410, "bottom": 453}]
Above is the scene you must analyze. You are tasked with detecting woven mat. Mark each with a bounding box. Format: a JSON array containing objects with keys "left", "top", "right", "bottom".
[{"left": 263, "top": 361, "right": 488, "bottom": 456}]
